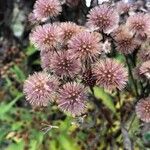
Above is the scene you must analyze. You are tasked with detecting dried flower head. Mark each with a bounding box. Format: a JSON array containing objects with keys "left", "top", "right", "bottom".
[
  {"left": 93, "top": 59, "right": 128, "bottom": 90},
  {"left": 33, "top": 0, "right": 62, "bottom": 20},
  {"left": 87, "top": 4, "right": 119, "bottom": 33},
  {"left": 57, "top": 82, "right": 87, "bottom": 116},
  {"left": 30, "top": 24, "right": 62, "bottom": 50},
  {"left": 126, "top": 13, "right": 150, "bottom": 37},
  {"left": 60, "top": 22, "right": 83, "bottom": 42},
  {"left": 114, "top": 26, "right": 138, "bottom": 54},
  {"left": 139, "top": 60, "right": 150, "bottom": 79},
  {"left": 116, "top": 1, "right": 131, "bottom": 14},
  {"left": 50, "top": 51, "right": 81, "bottom": 77},
  {"left": 40, "top": 49, "right": 54, "bottom": 70},
  {"left": 23, "top": 72, "right": 59, "bottom": 107},
  {"left": 136, "top": 97, "right": 150, "bottom": 122},
  {"left": 68, "top": 31, "right": 102, "bottom": 61}
]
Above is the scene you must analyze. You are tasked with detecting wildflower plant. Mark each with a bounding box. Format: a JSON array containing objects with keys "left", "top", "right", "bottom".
[{"left": 24, "top": 0, "right": 150, "bottom": 140}]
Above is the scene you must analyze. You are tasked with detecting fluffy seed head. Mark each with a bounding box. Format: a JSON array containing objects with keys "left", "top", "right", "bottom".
[
  {"left": 116, "top": 1, "right": 131, "bottom": 14},
  {"left": 57, "top": 82, "right": 87, "bottom": 116},
  {"left": 33, "top": 0, "right": 62, "bottom": 20},
  {"left": 93, "top": 59, "right": 128, "bottom": 90},
  {"left": 126, "top": 13, "right": 150, "bottom": 37},
  {"left": 114, "top": 26, "right": 138, "bottom": 54},
  {"left": 68, "top": 31, "right": 102, "bottom": 61},
  {"left": 87, "top": 4, "right": 119, "bottom": 33},
  {"left": 60, "top": 22, "right": 83, "bottom": 42},
  {"left": 40, "top": 49, "right": 54, "bottom": 70},
  {"left": 139, "top": 60, "right": 150, "bottom": 79},
  {"left": 23, "top": 72, "right": 59, "bottom": 107},
  {"left": 50, "top": 51, "right": 81, "bottom": 77},
  {"left": 30, "top": 24, "right": 62, "bottom": 50},
  {"left": 136, "top": 97, "right": 150, "bottom": 122}
]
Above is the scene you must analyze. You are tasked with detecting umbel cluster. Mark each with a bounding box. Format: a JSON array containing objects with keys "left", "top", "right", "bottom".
[{"left": 24, "top": 0, "right": 150, "bottom": 121}]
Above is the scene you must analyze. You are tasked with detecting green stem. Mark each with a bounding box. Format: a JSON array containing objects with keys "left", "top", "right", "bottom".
[{"left": 125, "top": 56, "right": 139, "bottom": 97}]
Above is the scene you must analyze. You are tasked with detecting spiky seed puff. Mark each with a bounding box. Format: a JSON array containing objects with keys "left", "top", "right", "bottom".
[
  {"left": 33, "top": 0, "right": 62, "bottom": 20},
  {"left": 114, "top": 26, "right": 138, "bottom": 54},
  {"left": 40, "top": 48, "right": 54, "bottom": 71},
  {"left": 126, "top": 13, "right": 150, "bottom": 38},
  {"left": 93, "top": 59, "right": 128, "bottom": 91},
  {"left": 30, "top": 24, "right": 62, "bottom": 50},
  {"left": 87, "top": 4, "right": 119, "bottom": 33},
  {"left": 23, "top": 72, "right": 59, "bottom": 107},
  {"left": 57, "top": 82, "right": 87, "bottom": 116},
  {"left": 68, "top": 31, "right": 102, "bottom": 61},
  {"left": 60, "top": 22, "right": 83, "bottom": 42},
  {"left": 116, "top": 1, "right": 131, "bottom": 14},
  {"left": 136, "top": 97, "right": 150, "bottom": 122},
  {"left": 50, "top": 51, "right": 81, "bottom": 78}
]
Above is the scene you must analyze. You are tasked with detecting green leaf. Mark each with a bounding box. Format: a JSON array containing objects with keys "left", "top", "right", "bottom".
[
  {"left": 5, "top": 77, "right": 12, "bottom": 87},
  {"left": 10, "top": 65, "right": 26, "bottom": 82},
  {"left": 26, "top": 44, "right": 37, "bottom": 56},
  {"left": 58, "top": 135, "right": 80, "bottom": 150},
  {"left": 114, "top": 53, "right": 126, "bottom": 64},
  {"left": 6, "top": 140, "right": 24, "bottom": 150},
  {"left": 29, "top": 140, "right": 38, "bottom": 150},
  {"left": 12, "top": 122, "right": 23, "bottom": 130},
  {"left": 29, "top": 130, "right": 44, "bottom": 150},
  {"left": 49, "top": 140, "right": 58, "bottom": 150},
  {"left": 0, "top": 126, "right": 9, "bottom": 142},
  {"left": 93, "top": 86, "right": 116, "bottom": 113},
  {"left": 0, "top": 93, "right": 23, "bottom": 116},
  {"left": 32, "top": 60, "right": 41, "bottom": 65},
  {"left": 59, "top": 117, "right": 72, "bottom": 132}
]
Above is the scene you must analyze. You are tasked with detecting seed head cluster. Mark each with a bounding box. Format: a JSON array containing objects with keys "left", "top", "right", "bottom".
[{"left": 24, "top": 0, "right": 150, "bottom": 118}]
